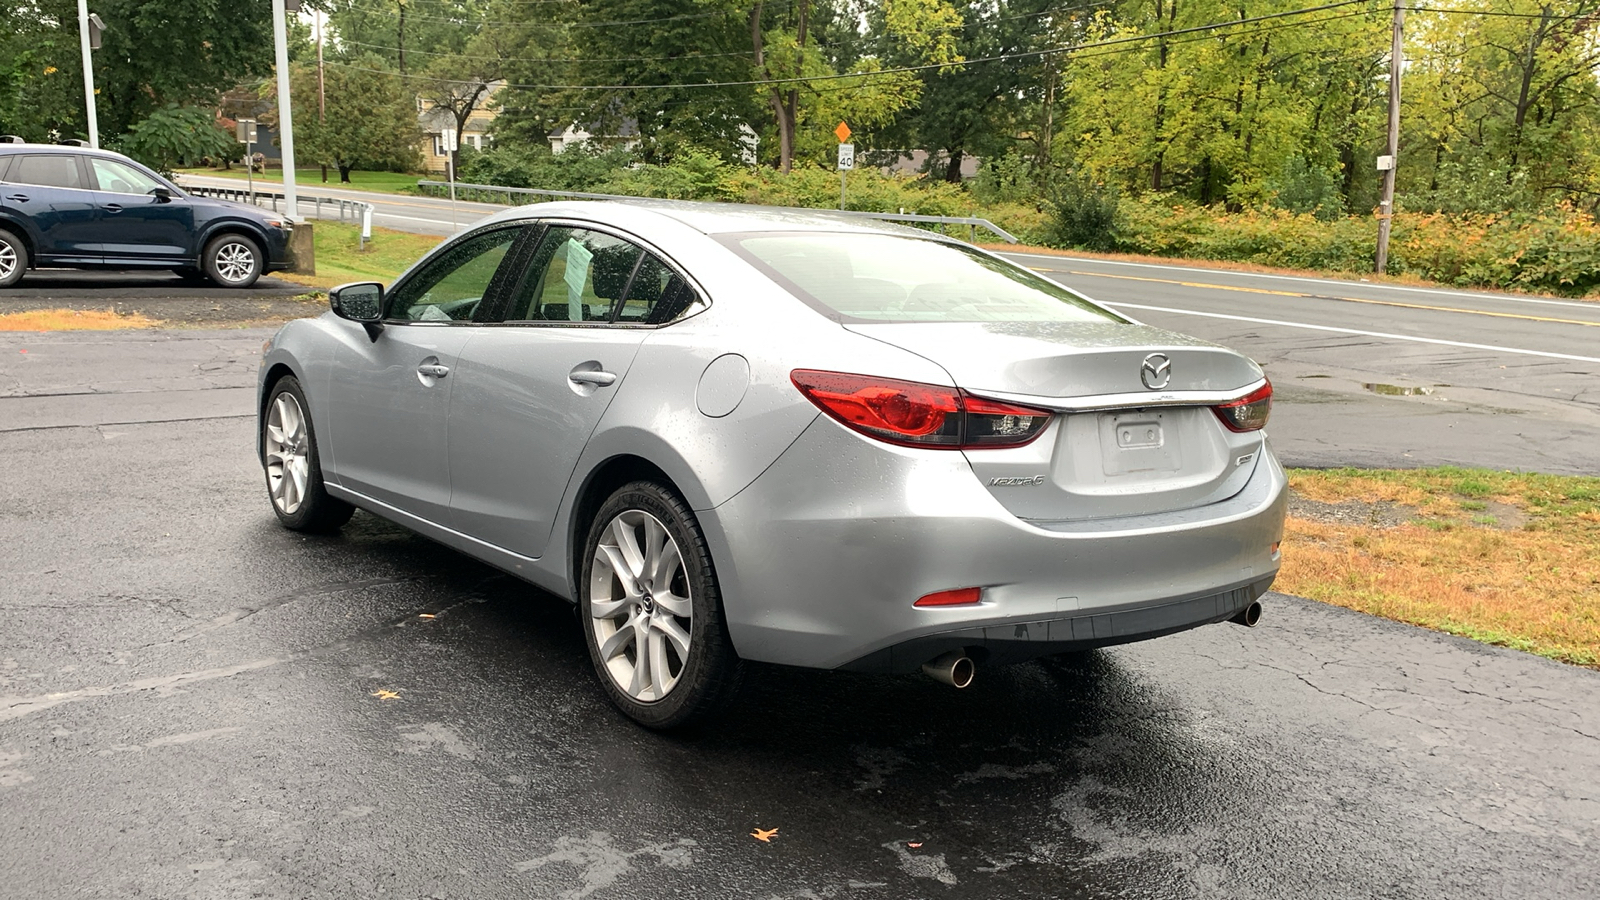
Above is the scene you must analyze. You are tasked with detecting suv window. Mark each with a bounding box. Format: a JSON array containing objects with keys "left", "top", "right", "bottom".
[
  {"left": 11, "top": 155, "right": 85, "bottom": 190},
  {"left": 505, "top": 227, "right": 643, "bottom": 323},
  {"left": 385, "top": 226, "right": 521, "bottom": 322},
  {"left": 89, "top": 158, "right": 164, "bottom": 195}
]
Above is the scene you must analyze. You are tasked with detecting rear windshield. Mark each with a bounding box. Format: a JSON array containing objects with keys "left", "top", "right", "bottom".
[{"left": 721, "top": 232, "right": 1126, "bottom": 324}]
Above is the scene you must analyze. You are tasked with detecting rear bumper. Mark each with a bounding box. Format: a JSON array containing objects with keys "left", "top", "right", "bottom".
[{"left": 700, "top": 417, "right": 1287, "bottom": 672}]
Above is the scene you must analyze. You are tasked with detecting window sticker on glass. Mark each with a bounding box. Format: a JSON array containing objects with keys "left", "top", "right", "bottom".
[{"left": 562, "top": 238, "right": 594, "bottom": 320}]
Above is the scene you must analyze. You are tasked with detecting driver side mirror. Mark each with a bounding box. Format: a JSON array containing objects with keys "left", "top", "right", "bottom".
[
  {"left": 151, "top": 187, "right": 172, "bottom": 203},
  {"left": 330, "top": 281, "right": 384, "bottom": 322}
]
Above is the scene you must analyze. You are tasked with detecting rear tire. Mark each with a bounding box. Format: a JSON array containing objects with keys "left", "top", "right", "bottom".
[
  {"left": 203, "top": 233, "right": 263, "bottom": 288},
  {"left": 262, "top": 375, "right": 354, "bottom": 533},
  {"left": 0, "top": 229, "right": 27, "bottom": 288},
  {"left": 580, "top": 481, "right": 743, "bottom": 729}
]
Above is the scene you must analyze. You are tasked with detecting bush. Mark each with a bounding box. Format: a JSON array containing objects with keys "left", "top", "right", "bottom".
[
  {"left": 1268, "top": 157, "right": 1344, "bottom": 221},
  {"left": 1045, "top": 173, "right": 1119, "bottom": 251}
]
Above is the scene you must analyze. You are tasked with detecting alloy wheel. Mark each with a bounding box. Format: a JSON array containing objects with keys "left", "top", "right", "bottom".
[
  {"left": 264, "top": 392, "right": 310, "bottom": 514},
  {"left": 0, "top": 242, "right": 16, "bottom": 281},
  {"left": 214, "top": 241, "right": 257, "bottom": 284},
  {"left": 589, "top": 509, "right": 694, "bottom": 702}
]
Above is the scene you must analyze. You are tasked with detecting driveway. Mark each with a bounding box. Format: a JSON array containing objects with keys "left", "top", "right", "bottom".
[{"left": 0, "top": 327, "right": 1595, "bottom": 898}]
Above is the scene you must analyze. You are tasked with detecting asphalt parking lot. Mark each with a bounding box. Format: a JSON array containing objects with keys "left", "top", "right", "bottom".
[{"left": 1, "top": 323, "right": 1596, "bottom": 899}]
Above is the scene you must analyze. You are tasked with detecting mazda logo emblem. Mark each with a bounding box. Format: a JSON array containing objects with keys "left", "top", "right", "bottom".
[{"left": 1141, "top": 353, "right": 1172, "bottom": 390}]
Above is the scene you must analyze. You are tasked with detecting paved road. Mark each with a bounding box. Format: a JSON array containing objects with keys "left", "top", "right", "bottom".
[
  {"left": 1, "top": 328, "right": 1596, "bottom": 898},
  {"left": 170, "top": 178, "right": 1600, "bottom": 473}
]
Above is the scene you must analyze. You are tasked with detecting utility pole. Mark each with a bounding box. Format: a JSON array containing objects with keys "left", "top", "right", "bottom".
[
  {"left": 75, "top": 0, "right": 99, "bottom": 148},
  {"left": 317, "top": 10, "right": 327, "bottom": 183},
  {"left": 1375, "top": 0, "right": 1404, "bottom": 274},
  {"left": 271, "top": 0, "right": 299, "bottom": 215}
]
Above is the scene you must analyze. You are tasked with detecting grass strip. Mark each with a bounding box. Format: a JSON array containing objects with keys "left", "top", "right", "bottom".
[
  {"left": 0, "top": 308, "right": 158, "bottom": 331},
  {"left": 173, "top": 167, "right": 425, "bottom": 196},
  {"left": 276, "top": 222, "right": 443, "bottom": 290},
  {"left": 1280, "top": 467, "right": 1600, "bottom": 668}
]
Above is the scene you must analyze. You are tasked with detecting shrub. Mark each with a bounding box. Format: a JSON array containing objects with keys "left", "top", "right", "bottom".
[{"left": 1045, "top": 173, "right": 1119, "bottom": 251}]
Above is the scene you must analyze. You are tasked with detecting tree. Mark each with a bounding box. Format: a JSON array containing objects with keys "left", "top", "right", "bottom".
[
  {"left": 122, "top": 105, "right": 236, "bottom": 173},
  {"left": 278, "top": 57, "right": 422, "bottom": 182},
  {"left": 1, "top": 0, "right": 274, "bottom": 142}
]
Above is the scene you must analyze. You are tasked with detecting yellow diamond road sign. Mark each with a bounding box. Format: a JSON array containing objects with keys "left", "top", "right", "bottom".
[{"left": 834, "top": 121, "right": 852, "bottom": 143}]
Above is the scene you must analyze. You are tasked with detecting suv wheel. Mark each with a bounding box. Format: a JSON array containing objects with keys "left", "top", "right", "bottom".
[
  {"left": 0, "top": 229, "right": 26, "bottom": 288},
  {"left": 204, "top": 234, "right": 263, "bottom": 288}
]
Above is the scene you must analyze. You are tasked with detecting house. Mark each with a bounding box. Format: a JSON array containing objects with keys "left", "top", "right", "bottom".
[{"left": 417, "top": 82, "right": 503, "bottom": 174}]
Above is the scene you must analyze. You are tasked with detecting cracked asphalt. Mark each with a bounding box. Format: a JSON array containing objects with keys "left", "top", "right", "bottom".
[{"left": 1, "top": 327, "right": 1597, "bottom": 899}]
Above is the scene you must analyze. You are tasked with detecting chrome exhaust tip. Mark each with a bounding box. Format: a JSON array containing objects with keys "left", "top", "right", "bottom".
[
  {"left": 1230, "top": 601, "right": 1263, "bottom": 628},
  {"left": 922, "top": 651, "right": 975, "bottom": 689}
]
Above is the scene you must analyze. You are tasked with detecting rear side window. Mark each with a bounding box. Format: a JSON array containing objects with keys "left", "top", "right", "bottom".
[
  {"left": 723, "top": 232, "right": 1125, "bottom": 324},
  {"left": 616, "top": 252, "right": 698, "bottom": 325},
  {"left": 12, "top": 155, "right": 85, "bottom": 190},
  {"left": 505, "top": 227, "right": 642, "bottom": 323}
]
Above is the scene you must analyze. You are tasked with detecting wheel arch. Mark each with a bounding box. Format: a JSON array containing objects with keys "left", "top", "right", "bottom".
[
  {"left": 197, "top": 220, "right": 270, "bottom": 262},
  {"left": 257, "top": 361, "right": 300, "bottom": 464},
  {"left": 0, "top": 216, "right": 36, "bottom": 261},
  {"left": 565, "top": 454, "right": 690, "bottom": 604}
]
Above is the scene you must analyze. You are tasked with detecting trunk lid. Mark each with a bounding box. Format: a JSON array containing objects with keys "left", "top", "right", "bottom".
[{"left": 845, "top": 321, "right": 1269, "bottom": 521}]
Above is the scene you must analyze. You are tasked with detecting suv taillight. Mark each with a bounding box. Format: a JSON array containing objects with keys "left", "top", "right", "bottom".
[
  {"left": 791, "top": 369, "right": 1052, "bottom": 449},
  {"left": 1212, "top": 380, "right": 1272, "bottom": 432}
]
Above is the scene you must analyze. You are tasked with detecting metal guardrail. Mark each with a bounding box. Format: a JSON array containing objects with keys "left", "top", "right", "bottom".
[
  {"left": 181, "top": 183, "right": 376, "bottom": 248},
  {"left": 415, "top": 180, "right": 1019, "bottom": 244}
]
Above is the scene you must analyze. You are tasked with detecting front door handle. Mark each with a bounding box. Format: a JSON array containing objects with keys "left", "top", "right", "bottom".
[
  {"left": 568, "top": 370, "right": 617, "bottom": 387},
  {"left": 104, "top": 204, "right": 123, "bottom": 214},
  {"left": 417, "top": 363, "right": 451, "bottom": 378},
  {"left": 5, "top": 194, "right": 28, "bottom": 202}
]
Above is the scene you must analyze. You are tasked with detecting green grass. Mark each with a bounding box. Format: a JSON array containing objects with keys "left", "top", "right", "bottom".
[
  {"left": 277, "top": 221, "right": 443, "bottom": 290},
  {"left": 174, "top": 167, "right": 427, "bottom": 196}
]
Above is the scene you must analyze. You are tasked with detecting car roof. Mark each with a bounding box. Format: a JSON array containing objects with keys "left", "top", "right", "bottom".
[
  {"left": 0, "top": 143, "right": 134, "bottom": 163},
  {"left": 478, "top": 199, "right": 939, "bottom": 241}
]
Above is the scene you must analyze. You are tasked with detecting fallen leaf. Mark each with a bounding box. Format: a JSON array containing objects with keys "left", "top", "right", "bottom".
[
  {"left": 750, "top": 827, "right": 778, "bottom": 843},
  {"left": 907, "top": 842, "right": 922, "bottom": 849},
  {"left": 371, "top": 689, "right": 401, "bottom": 701},
  {"left": 418, "top": 613, "right": 436, "bottom": 619}
]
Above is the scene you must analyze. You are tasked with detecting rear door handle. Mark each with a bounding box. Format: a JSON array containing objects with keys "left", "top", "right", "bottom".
[
  {"left": 5, "top": 194, "right": 28, "bottom": 202},
  {"left": 104, "top": 204, "right": 123, "bottom": 214},
  {"left": 568, "top": 370, "right": 617, "bottom": 387},
  {"left": 417, "top": 363, "right": 451, "bottom": 378}
]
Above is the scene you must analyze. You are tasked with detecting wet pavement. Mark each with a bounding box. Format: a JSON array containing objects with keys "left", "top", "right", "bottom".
[{"left": 1, "top": 329, "right": 1597, "bottom": 898}]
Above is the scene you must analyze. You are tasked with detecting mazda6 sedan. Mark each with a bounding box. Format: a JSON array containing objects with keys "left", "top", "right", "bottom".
[{"left": 257, "top": 200, "right": 1286, "bottom": 728}]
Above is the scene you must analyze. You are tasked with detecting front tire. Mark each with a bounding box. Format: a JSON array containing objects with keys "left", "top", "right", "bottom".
[
  {"left": 580, "top": 481, "right": 743, "bottom": 729},
  {"left": 0, "top": 229, "right": 27, "bottom": 288},
  {"left": 262, "top": 376, "right": 354, "bottom": 532},
  {"left": 203, "top": 234, "right": 263, "bottom": 288}
]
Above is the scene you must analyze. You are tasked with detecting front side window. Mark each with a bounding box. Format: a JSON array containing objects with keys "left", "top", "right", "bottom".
[
  {"left": 90, "top": 158, "right": 165, "bottom": 195},
  {"left": 723, "top": 232, "right": 1126, "bottom": 325},
  {"left": 385, "top": 227, "right": 520, "bottom": 322},
  {"left": 11, "top": 155, "right": 85, "bottom": 190},
  {"left": 504, "top": 227, "right": 643, "bottom": 323}
]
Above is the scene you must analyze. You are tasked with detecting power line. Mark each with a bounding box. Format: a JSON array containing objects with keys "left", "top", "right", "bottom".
[
  {"left": 322, "top": 1, "right": 1381, "bottom": 96},
  {"left": 352, "top": 0, "right": 1376, "bottom": 91},
  {"left": 337, "top": 38, "right": 753, "bottom": 64},
  {"left": 340, "top": 0, "right": 731, "bottom": 28}
]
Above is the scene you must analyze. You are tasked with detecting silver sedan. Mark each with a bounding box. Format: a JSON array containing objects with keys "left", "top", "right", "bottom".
[{"left": 257, "top": 201, "right": 1286, "bottom": 728}]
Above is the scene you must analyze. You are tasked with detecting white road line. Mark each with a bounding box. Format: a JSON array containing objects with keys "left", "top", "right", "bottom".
[
  {"left": 1107, "top": 301, "right": 1600, "bottom": 364},
  {"left": 1004, "top": 251, "right": 1599, "bottom": 310}
]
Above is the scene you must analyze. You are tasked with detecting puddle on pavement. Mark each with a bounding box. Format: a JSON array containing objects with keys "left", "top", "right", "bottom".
[{"left": 1363, "top": 383, "right": 1434, "bottom": 397}]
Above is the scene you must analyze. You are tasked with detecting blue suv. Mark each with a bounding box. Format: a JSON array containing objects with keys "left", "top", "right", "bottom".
[{"left": 0, "top": 144, "right": 292, "bottom": 289}]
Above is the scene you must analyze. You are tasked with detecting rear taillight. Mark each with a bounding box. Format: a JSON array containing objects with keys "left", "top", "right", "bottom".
[
  {"left": 791, "top": 370, "right": 1052, "bottom": 449},
  {"left": 1212, "top": 380, "right": 1272, "bottom": 432}
]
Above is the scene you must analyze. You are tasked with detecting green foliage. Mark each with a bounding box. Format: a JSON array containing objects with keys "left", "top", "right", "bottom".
[
  {"left": 1045, "top": 172, "right": 1119, "bottom": 251},
  {"left": 280, "top": 57, "right": 422, "bottom": 178},
  {"left": 458, "top": 144, "right": 637, "bottom": 192},
  {"left": 1268, "top": 157, "right": 1344, "bottom": 221},
  {"left": 123, "top": 106, "right": 236, "bottom": 173}
]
